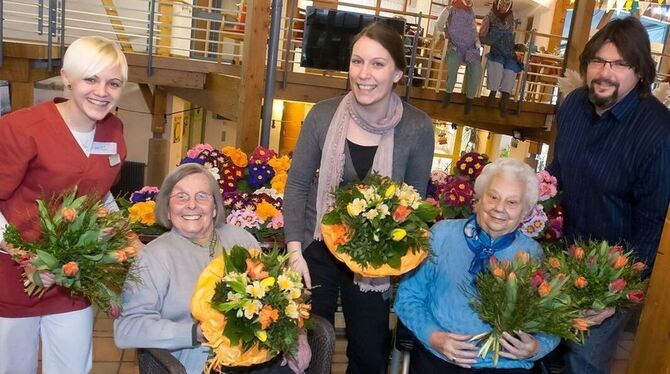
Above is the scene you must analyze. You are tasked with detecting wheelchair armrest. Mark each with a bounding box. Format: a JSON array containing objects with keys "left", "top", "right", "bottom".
[
  {"left": 137, "top": 348, "right": 187, "bottom": 374},
  {"left": 395, "top": 319, "right": 418, "bottom": 352}
]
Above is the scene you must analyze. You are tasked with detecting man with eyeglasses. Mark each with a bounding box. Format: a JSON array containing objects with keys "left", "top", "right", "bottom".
[{"left": 546, "top": 16, "right": 670, "bottom": 374}]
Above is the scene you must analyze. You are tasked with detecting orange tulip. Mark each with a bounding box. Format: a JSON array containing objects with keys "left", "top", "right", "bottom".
[
  {"left": 123, "top": 246, "right": 138, "bottom": 258},
  {"left": 514, "top": 251, "right": 530, "bottom": 265},
  {"left": 96, "top": 207, "right": 109, "bottom": 218},
  {"left": 548, "top": 257, "right": 561, "bottom": 269},
  {"left": 115, "top": 250, "right": 129, "bottom": 263},
  {"left": 574, "top": 276, "right": 588, "bottom": 289},
  {"left": 61, "top": 208, "right": 78, "bottom": 223},
  {"left": 63, "top": 261, "right": 79, "bottom": 277},
  {"left": 574, "top": 247, "right": 584, "bottom": 260},
  {"left": 538, "top": 282, "right": 552, "bottom": 297},
  {"left": 611, "top": 255, "right": 629, "bottom": 269},
  {"left": 330, "top": 224, "right": 350, "bottom": 246},
  {"left": 573, "top": 318, "right": 590, "bottom": 331},
  {"left": 259, "top": 305, "right": 279, "bottom": 330},
  {"left": 493, "top": 267, "right": 506, "bottom": 279}
]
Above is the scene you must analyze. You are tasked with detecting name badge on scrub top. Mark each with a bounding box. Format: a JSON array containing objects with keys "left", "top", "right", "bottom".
[
  {"left": 91, "top": 141, "right": 117, "bottom": 155},
  {"left": 109, "top": 154, "right": 121, "bottom": 167}
]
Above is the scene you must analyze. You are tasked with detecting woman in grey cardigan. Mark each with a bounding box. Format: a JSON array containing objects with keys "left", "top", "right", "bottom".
[
  {"left": 114, "top": 164, "right": 308, "bottom": 374},
  {"left": 283, "top": 22, "right": 435, "bottom": 374}
]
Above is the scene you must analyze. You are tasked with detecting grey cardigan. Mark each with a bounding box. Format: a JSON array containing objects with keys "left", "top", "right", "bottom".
[{"left": 283, "top": 96, "right": 435, "bottom": 250}]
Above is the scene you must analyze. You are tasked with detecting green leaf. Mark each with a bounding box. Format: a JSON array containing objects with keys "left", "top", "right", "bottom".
[
  {"left": 229, "top": 245, "right": 250, "bottom": 272},
  {"left": 321, "top": 211, "right": 342, "bottom": 225},
  {"left": 228, "top": 280, "right": 247, "bottom": 295},
  {"left": 83, "top": 253, "right": 106, "bottom": 262},
  {"left": 211, "top": 300, "right": 245, "bottom": 313},
  {"left": 414, "top": 203, "right": 439, "bottom": 221},
  {"left": 75, "top": 230, "right": 100, "bottom": 247},
  {"left": 35, "top": 249, "right": 60, "bottom": 269}
]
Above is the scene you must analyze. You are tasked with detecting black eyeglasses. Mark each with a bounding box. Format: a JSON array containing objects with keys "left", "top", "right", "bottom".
[{"left": 588, "top": 57, "right": 632, "bottom": 72}]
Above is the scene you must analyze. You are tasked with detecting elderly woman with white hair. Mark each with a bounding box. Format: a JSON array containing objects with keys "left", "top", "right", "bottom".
[
  {"left": 394, "top": 158, "right": 559, "bottom": 373},
  {"left": 114, "top": 164, "right": 310, "bottom": 374}
]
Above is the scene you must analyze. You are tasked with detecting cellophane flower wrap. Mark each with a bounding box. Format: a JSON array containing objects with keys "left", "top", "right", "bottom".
[
  {"left": 320, "top": 173, "right": 439, "bottom": 276},
  {"left": 426, "top": 152, "right": 489, "bottom": 220},
  {"left": 119, "top": 186, "right": 167, "bottom": 236},
  {"left": 182, "top": 145, "right": 290, "bottom": 244},
  {"left": 190, "top": 246, "right": 311, "bottom": 372},
  {"left": 543, "top": 240, "right": 648, "bottom": 310},
  {"left": 467, "top": 251, "right": 585, "bottom": 366},
  {"left": 3, "top": 190, "right": 140, "bottom": 318},
  {"left": 520, "top": 171, "right": 563, "bottom": 241}
]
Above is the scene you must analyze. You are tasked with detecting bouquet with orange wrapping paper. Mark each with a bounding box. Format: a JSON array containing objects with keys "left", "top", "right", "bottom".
[{"left": 320, "top": 173, "right": 439, "bottom": 277}]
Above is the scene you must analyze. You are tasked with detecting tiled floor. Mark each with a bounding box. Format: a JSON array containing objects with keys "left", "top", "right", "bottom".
[{"left": 86, "top": 309, "right": 635, "bottom": 374}]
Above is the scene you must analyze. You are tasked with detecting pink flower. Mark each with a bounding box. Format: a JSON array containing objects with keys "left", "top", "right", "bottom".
[
  {"left": 626, "top": 290, "right": 644, "bottom": 303},
  {"left": 430, "top": 171, "right": 449, "bottom": 185},
  {"left": 538, "top": 182, "right": 557, "bottom": 201},
  {"left": 520, "top": 205, "right": 547, "bottom": 238},
  {"left": 108, "top": 303, "right": 122, "bottom": 319},
  {"left": 186, "top": 144, "right": 214, "bottom": 158},
  {"left": 632, "top": 262, "right": 646, "bottom": 272},
  {"left": 226, "top": 209, "right": 262, "bottom": 229},
  {"left": 608, "top": 278, "right": 627, "bottom": 293},
  {"left": 268, "top": 212, "right": 284, "bottom": 230}
]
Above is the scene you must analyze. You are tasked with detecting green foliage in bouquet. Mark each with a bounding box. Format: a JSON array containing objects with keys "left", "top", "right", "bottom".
[
  {"left": 210, "top": 246, "right": 312, "bottom": 358},
  {"left": 543, "top": 240, "right": 648, "bottom": 310},
  {"left": 321, "top": 173, "right": 439, "bottom": 269},
  {"left": 4, "top": 189, "right": 139, "bottom": 316},
  {"left": 467, "top": 252, "right": 585, "bottom": 366}
]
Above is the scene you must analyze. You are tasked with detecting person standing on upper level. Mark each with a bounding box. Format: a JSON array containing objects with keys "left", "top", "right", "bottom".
[{"left": 547, "top": 16, "right": 670, "bottom": 374}]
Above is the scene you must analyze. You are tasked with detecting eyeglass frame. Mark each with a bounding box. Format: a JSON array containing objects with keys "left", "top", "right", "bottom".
[
  {"left": 169, "top": 191, "right": 214, "bottom": 204},
  {"left": 587, "top": 57, "right": 633, "bottom": 72}
]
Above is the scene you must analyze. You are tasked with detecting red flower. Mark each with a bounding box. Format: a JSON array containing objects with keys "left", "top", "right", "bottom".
[
  {"left": 608, "top": 278, "right": 627, "bottom": 293},
  {"left": 587, "top": 256, "right": 598, "bottom": 266},
  {"left": 108, "top": 303, "right": 122, "bottom": 319},
  {"left": 568, "top": 245, "right": 585, "bottom": 260},
  {"left": 392, "top": 206, "right": 412, "bottom": 223},
  {"left": 609, "top": 245, "right": 624, "bottom": 256},
  {"left": 530, "top": 270, "right": 545, "bottom": 288},
  {"left": 626, "top": 290, "right": 644, "bottom": 303},
  {"left": 632, "top": 262, "right": 646, "bottom": 272}
]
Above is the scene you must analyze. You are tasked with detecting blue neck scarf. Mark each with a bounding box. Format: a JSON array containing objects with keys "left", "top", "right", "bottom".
[{"left": 464, "top": 215, "right": 518, "bottom": 275}]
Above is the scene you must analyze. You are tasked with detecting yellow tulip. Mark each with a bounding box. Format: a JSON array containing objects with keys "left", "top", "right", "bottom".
[
  {"left": 260, "top": 277, "right": 275, "bottom": 289},
  {"left": 255, "top": 330, "right": 268, "bottom": 342},
  {"left": 384, "top": 184, "right": 396, "bottom": 199},
  {"left": 391, "top": 228, "right": 407, "bottom": 241}
]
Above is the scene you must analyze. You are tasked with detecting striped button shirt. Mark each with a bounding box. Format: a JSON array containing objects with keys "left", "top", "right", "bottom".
[{"left": 548, "top": 87, "right": 670, "bottom": 274}]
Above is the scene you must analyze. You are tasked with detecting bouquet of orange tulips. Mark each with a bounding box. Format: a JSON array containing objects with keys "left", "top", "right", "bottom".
[{"left": 4, "top": 189, "right": 140, "bottom": 318}]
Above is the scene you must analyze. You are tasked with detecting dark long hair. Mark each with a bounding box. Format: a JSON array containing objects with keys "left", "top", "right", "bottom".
[
  {"left": 352, "top": 21, "right": 407, "bottom": 73},
  {"left": 579, "top": 17, "right": 656, "bottom": 96}
]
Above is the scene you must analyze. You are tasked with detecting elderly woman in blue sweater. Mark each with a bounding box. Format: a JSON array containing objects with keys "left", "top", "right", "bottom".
[{"left": 394, "top": 158, "right": 559, "bottom": 373}]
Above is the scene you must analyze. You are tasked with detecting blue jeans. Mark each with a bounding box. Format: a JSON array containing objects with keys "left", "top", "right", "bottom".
[{"left": 564, "top": 309, "right": 632, "bottom": 374}]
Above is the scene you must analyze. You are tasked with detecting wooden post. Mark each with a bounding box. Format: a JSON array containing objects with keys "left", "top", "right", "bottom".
[
  {"left": 146, "top": 87, "right": 169, "bottom": 186},
  {"left": 627, "top": 206, "right": 670, "bottom": 374},
  {"left": 9, "top": 81, "right": 34, "bottom": 110},
  {"left": 564, "top": 0, "right": 596, "bottom": 71},
  {"left": 235, "top": 0, "right": 271, "bottom": 152}
]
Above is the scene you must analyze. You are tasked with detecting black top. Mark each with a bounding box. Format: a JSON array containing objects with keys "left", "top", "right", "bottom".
[
  {"left": 547, "top": 87, "right": 670, "bottom": 275},
  {"left": 347, "top": 139, "right": 378, "bottom": 180}
]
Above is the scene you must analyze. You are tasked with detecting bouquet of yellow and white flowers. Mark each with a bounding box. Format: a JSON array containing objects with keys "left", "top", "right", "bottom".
[
  {"left": 543, "top": 240, "right": 647, "bottom": 310},
  {"left": 4, "top": 190, "right": 140, "bottom": 318},
  {"left": 468, "top": 251, "right": 586, "bottom": 366},
  {"left": 320, "top": 173, "right": 439, "bottom": 277},
  {"left": 191, "top": 246, "right": 311, "bottom": 372}
]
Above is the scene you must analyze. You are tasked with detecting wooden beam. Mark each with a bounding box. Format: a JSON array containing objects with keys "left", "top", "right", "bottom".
[
  {"left": 627, "top": 206, "right": 670, "bottom": 374},
  {"left": 548, "top": 0, "right": 569, "bottom": 53},
  {"left": 166, "top": 74, "right": 241, "bottom": 120},
  {"left": 124, "top": 52, "right": 241, "bottom": 76},
  {"left": 9, "top": 82, "right": 35, "bottom": 111},
  {"left": 138, "top": 84, "right": 154, "bottom": 110},
  {"left": 235, "top": 0, "right": 271, "bottom": 152},
  {"left": 100, "top": 0, "right": 133, "bottom": 51},
  {"left": 564, "top": 0, "right": 596, "bottom": 72},
  {"left": 596, "top": 10, "right": 613, "bottom": 30},
  {"left": 127, "top": 66, "right": 206, "bottom": 89}
]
